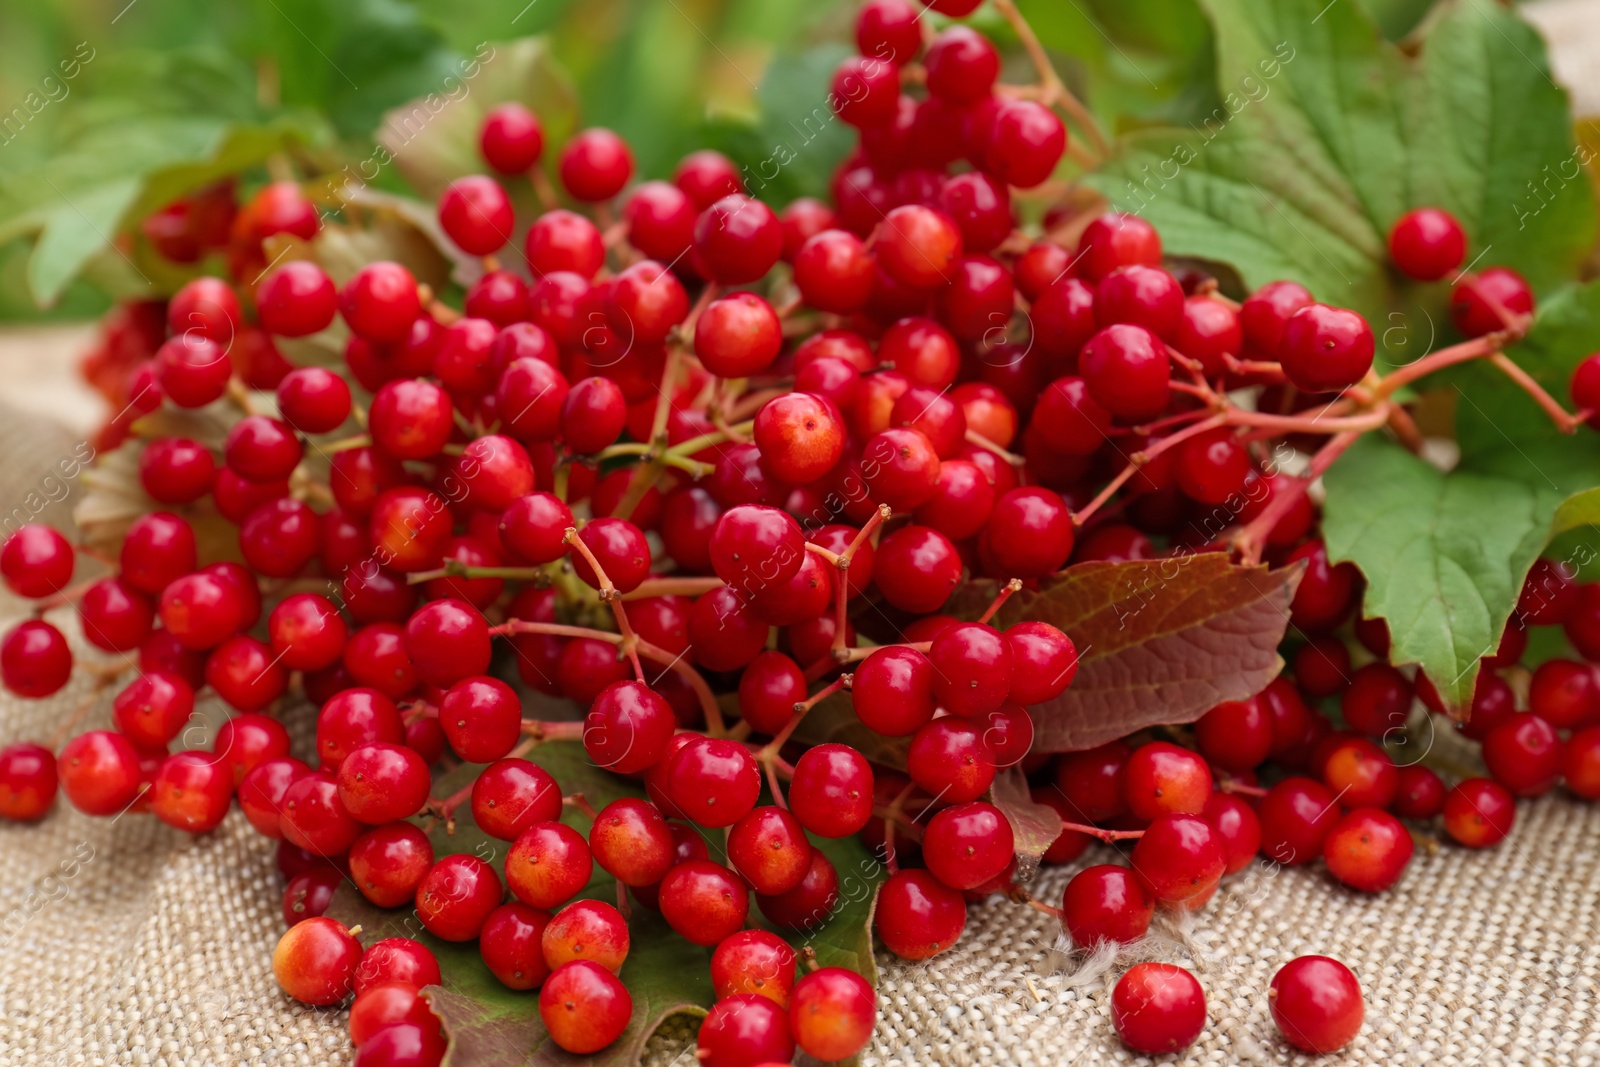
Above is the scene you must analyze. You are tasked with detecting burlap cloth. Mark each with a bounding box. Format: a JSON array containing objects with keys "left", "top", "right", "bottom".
[{"left": 7, "top": 236, "right": 1600, "bottom": 1067}]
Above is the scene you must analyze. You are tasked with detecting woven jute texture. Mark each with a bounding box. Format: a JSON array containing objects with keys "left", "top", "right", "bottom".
[{"left": 6, "top": 298, "right": 1600, "bottom": 1067}]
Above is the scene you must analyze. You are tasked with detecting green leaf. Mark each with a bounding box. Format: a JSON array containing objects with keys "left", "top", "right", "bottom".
[
  {"left": 0, "top": 114, "right": 323, "bottom": 306},
  {"left": 25, "top": 178, "right": 143, "bottom": 307},
  {"left": 1087, "top": 0, "right": 1594, "bottom": 328},
  {"left": 1325, "top": 284, "right": 1600, "bottom": 708},
  {"left": 1321, "top": 434, "right": 1559, "bottom": 709},
  {"left": 958, "top": 554, "right": 1301, "bottom": 752}
]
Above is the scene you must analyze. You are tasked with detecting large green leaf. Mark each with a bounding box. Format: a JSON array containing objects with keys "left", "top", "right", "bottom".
[
  {"left": 0, "top": 114, "right": 324, "bottom": 305},
  {"left": 1323, "top": 283, "right": 1600, "bottom": 709},
  {"left": 1088, "top": 0, "right": 1594, "bottom": 328}
]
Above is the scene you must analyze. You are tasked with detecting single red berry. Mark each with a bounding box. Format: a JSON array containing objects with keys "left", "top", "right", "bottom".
[
  {"left": 559, "top": 128, "right": 634, "bottom": 202},
  {"left": 693, "top": 194, "right": 782, "bottom": 284},
  {"left": 875, "top": 868, "right": 966, "bottom": 960},
  {"left": 876, "top": 204, "right": 962, "bottom": 290},
  {"left": 1443, "top": 777, "right": 1515, "bottom": 847},
  {"left": 272, "top": 916, "right": 362, "bottom": 1006},
  {"left": 0, "top": 742, "right": 58, "bottom": 821},
  {"left": 1111, "top": 963, "right": 1206, "bottom": 1055},
  {"left": 1323, "top": 807, "right": 1413, "bottom": 892},
  {"left": 658, "top": 859, "right": 750, "bottom": 946},
  {"left": 507, "top": 822, "right": 592, "bottom": 910},
  {"left": 1280, "top": 304, "right": 1375, "bottom": 393},
  {"left": 1, "top": 524, "right": 74, "bottom": 598},
  {"left": 1392, "top": 765, "right": 1447, "bottom": 819},
  {"left": 1061, "top": 864, "right": 1153, "bottom": 947},
  {"left": 478, "top": 902, "right": 553, "bottom": 992},
  {"left": 1, "top": 619, "right": 72, "bottom": 699},
  {"left": 1123, "top": 741, "right": 1212, "bottom": 821},
  {"left": 1129, "top": 813, "right": 1226, "bottom": 903},
  {"left": 542, "top": 899, "right": 630, "bottom": 974},
  {"left": 985, "top": 100, "right": 1065, "bottom": 188},
  {"left": 540, "top": 960, "right": 633, "bottom": 1054},
  {"left": 1202, "top": 793, "right": 1261, "bottom": 874},
  {"left": 584, "top": 680, "right": 676, "bottom": 775},
  {"left": 711, "top": 930, "right": 798, "bottom": 1005},
  {"left": 1389, "top": 207, "right": 1466, "bottom": 281},
  {"left": 698, "top": 993, "right": 796, "bottom": 1067},
  {"left": 1079, "top": 324, "right": 1171, "bottom": 421},
  {"left": 348, "top": 822, "right": 433, "bottom": 908},
  {"left": 354, "top": 938, "right": 440, "bottom": 996},
  {"left": 480, "top": 102, "right": 543, "bottom": 173},
  {"left": 416, "top": 854, "right": 504, "bottom": 941},
  {"left": 924, "top": 27, "right": 998, "bottom": 105},
  {"left": 1482, "top": 712, "right": 1562, "bottom": 797},
  {"left": 922, "top": 801, "right": 1012, "bottom": 891},
  {"left": 256, "top": 261, "right": 336, "bottom": 337},
  {"left": 1269, "top": 955, "right": 1363, "bottom": 1053},
  {"left": 1259, "top": 776, "right": 1341, "bottom": 865},
  {"left": 789, "top": 967, "right": 875, "bottom": 1062},
  {"left": 340, "top": 261, "right": 421, "bottom": 344}
]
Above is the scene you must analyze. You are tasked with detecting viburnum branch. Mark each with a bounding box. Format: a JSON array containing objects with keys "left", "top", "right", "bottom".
[
  {"left": 990, "top": 0, "right": 1111, "bottom": 161},
  {"left": 1386, "top": 403, "right": 1426, "bottom": 454},
  {"left": 1221, "top": 352, "right": 1289, "bottom": 383},
  {"left": 1233, "top": 428, "right": 1365, "bottom": 565},
  {"left": 666, "top": 420, "right": 755, "bottom": 462},
  {"left": 566, "top": 523, "right": 646, "bottom": 681},
  {"left": 1072, "top": 412, "right": 1230, "bottom": 527},
  {"left": 404, "top": 562, "right": 552, "bottom": 585},
  {"left": 978, "top": 578, "right": 1024, "bottom": 625},
  {"left": 1374, "top": 333, "right": 1506, "bottom": 396},
  {"left": 1058, "top": 820, "right": 1144, "bottom": 844},
  {"left": 493, "top": 619, "right": 726, "bottom": 737},
  {"left": 1225, "top": 404, "right": 1391, "bottom": 436},
  {"left": 1488, "top": 352, "right": 1584, "bottom": 433}
]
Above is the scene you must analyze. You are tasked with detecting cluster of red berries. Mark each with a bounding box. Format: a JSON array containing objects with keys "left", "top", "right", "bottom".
[{"left": 5, "top": 0, "right": 1598, "bottom": 1062}]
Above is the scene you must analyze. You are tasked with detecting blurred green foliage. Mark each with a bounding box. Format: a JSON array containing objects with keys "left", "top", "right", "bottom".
[{"left": 0, "top": 0, "right": 1451, "bottom": 320}]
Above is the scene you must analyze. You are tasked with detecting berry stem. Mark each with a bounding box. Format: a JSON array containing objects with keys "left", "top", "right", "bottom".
[
  {"left": 563, "top": 792, "right": 600, "bottom": 820},
  {"left": 1218, "top": 775, "right": 1268, "bottom": 798},
  {"left": 321, "top": 433, "right": 373, "bottom": 454},
  {"left": 493, "top": 619, "right": 727, "bottom": 737},
  {"left": 664, "top": 420, "right": 756, "bottom": 462},
  {"left": 1487, "top": 352, "right": 1584, "bottom": 433},
  {"left": 964, "top": 428, "right": 1025, "bottom": 467},
  {"left": 765, "top": 758, "right": 788, "bottom": 811},
  {"left": 1373, "top": 334, "right": 1503, "bottom": 396},
  {"left": 1058, "top": 819, "right": 1144, "bottom": 844},
  {"left": 1072, "top": 412, "right": 1230, "bottom": 528},
  {"left": 978, "top": 578, "right": 1024, "bottom": 625},
  {"left": 562, "top": 526, "right": 648, "bottom": 680},
  {"left": 760, "top": 674, "right": 852, "bottom": 760},
  {"left": 1221, "top": 352, "right": 1289, "bottom": 382},
  {"left": 1009, "top": 884, "right": 1065, "bottom": 920},
  {"left": 520, "top": 720, "right": 586, "bottom": 743},
  {"left": 805, "top": 541, "right": 842, "bottom": 567},
  {"left": 528, "top": 166, "right": 560, "bottom": 212},
  {"left": 1386, "top": 403, "right": 1426, "bottom": 454},
  {"left": 990, "top": 0, "right": 1111, "bottom": 160},
  {"left": 621, "top": 576, "right": 725, "bottom": 600}
]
